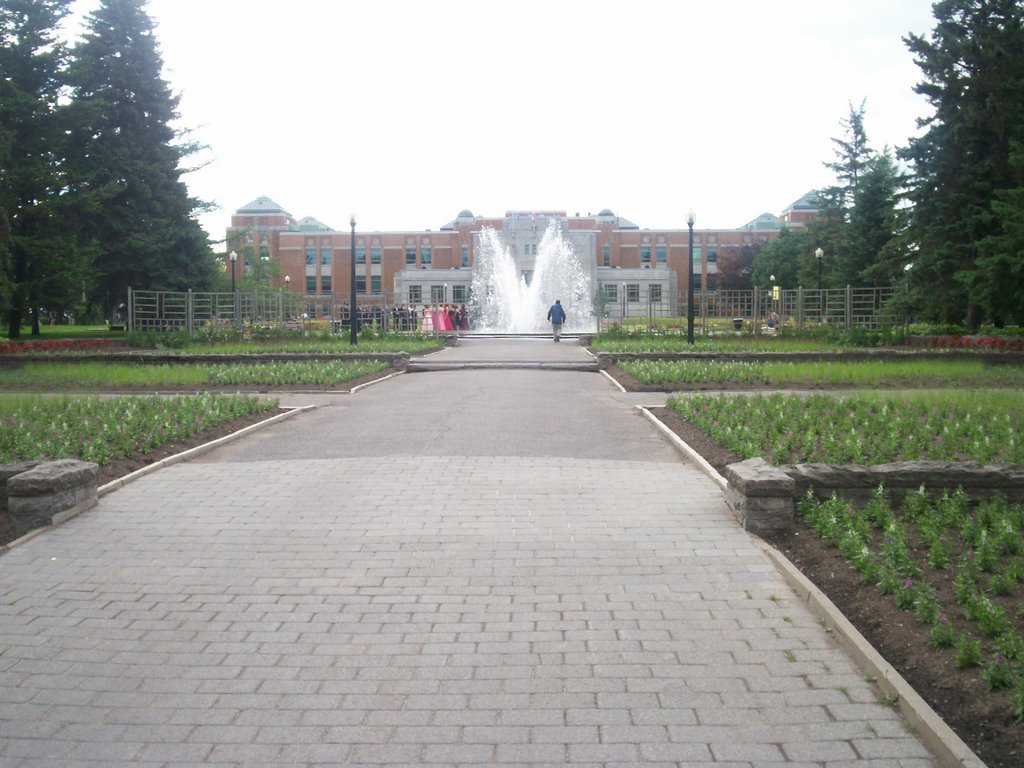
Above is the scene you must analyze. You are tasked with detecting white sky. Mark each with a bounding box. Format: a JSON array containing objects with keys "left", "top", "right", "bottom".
[{"left": 67, "top": 0, "right": 938, "bottom": 243}]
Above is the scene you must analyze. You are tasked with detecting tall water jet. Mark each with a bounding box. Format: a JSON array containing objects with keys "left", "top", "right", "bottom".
[{"left": 469, "top": 221, "right": 595, "bottom": 333}]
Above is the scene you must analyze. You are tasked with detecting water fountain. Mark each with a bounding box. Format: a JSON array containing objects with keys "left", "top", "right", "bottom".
[{"left": 469, "top": 221, "right": 595, "bottom": 333}]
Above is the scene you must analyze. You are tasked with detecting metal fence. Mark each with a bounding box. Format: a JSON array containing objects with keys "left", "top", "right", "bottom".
[
  {"left": 602, "top": 286, "right": 899, "bottom": 334},
  {"left": 129, "top": 286, "right": 900, "bottom": 336},
  {"left": 127, "top": 288, "right": 398, "bottom": 335}
]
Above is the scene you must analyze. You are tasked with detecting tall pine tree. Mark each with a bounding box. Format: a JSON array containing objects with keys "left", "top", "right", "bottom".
[
  {"left": 65, "top": 0, "right": 216, "bottom": 316},
  {"left": 901, "top": 0, "right": 1024, "bottom": 327},
  {"left": 0, "top": 0, "right": 85, "bottom": 338}
]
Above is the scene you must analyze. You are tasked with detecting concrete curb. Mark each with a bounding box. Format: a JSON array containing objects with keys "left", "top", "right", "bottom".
[
  {"left": 639, "top": 405, "right": 728, "bottom": 492},
  {"left": 349, "top": 370, "right": 403, "bottom": 393},
  {"left": 760, "top": 542, "right": 987, "bottom": 768},
  {"left": 637, "top": 406, "right": 986, "bottom": 768},
  {"left": 97, "top": 405, "right": 316, "bottom": 496},
  {"left": 600, "top": 369, "right": 627, "bottom": 393}
]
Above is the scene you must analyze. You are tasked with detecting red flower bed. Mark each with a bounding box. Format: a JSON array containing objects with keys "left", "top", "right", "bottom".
[
  {"left": 926, "top": 335, "right": 1024, "bottom": 351},
  {"left": 0, "top": 338, "right": 123, "bottom": 354}
]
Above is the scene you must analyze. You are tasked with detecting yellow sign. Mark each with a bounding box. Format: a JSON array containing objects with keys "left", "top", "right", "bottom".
[{"left": 772, "top": 286, "right": 780, "bottom": 300}]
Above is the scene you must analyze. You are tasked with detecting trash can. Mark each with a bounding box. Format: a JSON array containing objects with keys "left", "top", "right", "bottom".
[{"left": 732, "top": 318, "right": 744, "bottom": 331}]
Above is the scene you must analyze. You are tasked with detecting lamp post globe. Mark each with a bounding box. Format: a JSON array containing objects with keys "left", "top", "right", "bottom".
[
  {"left": 349, "top": 214, "right": 358, "bottom": 346},
  {"left": 815, "top": 247, "right": 823, "bottom": 291},
  {"left": 686, "top": 210, "right": 696, "bottom": 345}
]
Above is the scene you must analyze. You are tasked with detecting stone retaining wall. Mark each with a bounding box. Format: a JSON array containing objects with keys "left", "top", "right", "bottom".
[
  {"left": 782, "top": 461, "right": 1024, "bottom": 507},
  {"left": 723, "top": 459, "right": 1024, "bottom": 535}
]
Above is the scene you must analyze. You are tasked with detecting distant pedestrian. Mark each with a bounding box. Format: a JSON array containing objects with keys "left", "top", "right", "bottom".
[{"left": 546, "top": 299, "right": 566, "bottom": 342}]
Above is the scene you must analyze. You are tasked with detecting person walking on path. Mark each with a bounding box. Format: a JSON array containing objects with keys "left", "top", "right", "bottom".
[{"left": 547, "top": 299, "right": 566, "bottom": 342}]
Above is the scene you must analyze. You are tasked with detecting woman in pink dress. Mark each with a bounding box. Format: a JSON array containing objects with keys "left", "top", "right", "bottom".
[{"left": 422, "top": 304, "right": 434, "bottom": 333}]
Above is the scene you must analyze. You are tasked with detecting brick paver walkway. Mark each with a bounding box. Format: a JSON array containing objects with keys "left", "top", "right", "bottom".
[{"left": 0, "top": 340, "right": 939, "bottom": 766}]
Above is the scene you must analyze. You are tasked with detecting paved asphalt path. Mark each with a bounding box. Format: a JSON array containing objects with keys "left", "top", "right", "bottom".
[{"left": 0, "top": 338, "right": 938, "bottom": 766}]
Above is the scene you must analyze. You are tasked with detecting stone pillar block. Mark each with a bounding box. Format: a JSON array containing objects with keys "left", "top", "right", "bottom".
[
  {"left": 723, "top": 457, "right": 795, "bottom": 537},
  {"left": 7, "top": 460, "right": 99, "bottom": 539}
]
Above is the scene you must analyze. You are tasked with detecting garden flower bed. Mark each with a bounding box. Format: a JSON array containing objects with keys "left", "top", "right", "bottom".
[{"left": 0, "top": 338, "right": 125, "bottom": 354}]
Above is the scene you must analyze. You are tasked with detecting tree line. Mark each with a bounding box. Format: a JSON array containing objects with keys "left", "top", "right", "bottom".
[
  {"left": 0, "top": 0, "right": 218, "bottom": 338},
  {"left": 3, "top": 1, "right": 1023, "bottom": 336},
  {"left": 750, "top": 0, "right": 1024, "bottom": 329}
]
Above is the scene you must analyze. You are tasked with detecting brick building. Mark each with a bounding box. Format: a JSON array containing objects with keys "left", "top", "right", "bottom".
[{"left": 225, "top": 194, "right": 818, "bottom": 319}]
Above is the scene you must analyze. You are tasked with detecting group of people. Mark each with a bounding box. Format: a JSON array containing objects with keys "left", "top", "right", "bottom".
[{"left": 421, "top": 303, "right": 469, "bottom": 332}]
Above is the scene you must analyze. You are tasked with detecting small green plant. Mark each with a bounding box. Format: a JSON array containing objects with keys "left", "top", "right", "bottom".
[
  {"left": 930, "top": 615, "right": 958, "bottom": 650},
  {"left": 981, "top": 655, "right": 1017, "bottom": 691},
  {"left": 954, "top": 635, "right": 983, "bottom": 669}
]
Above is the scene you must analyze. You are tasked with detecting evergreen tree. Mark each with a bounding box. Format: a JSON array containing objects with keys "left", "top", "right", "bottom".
[
  {"left": 844, "top": 149, "right": 902, "bottom": 286},
  {"left": 0, "top": 0, "right": 84, "bottom": 338},
  {"left": 803, "top": 101, "right": 900, "bottom": 290},
  {"left": 821, "top": 100, "right": 873, "bottom": 211},
  {"left": 65, "top": 0, "right": 217, "bottom": 316},
  {"left": 901, "top": 0, "right": 1024, "bottom": 327},
  {"left": 751, "top": 228, "right": 809, "bottom": 290},
  {"left": 971, "top": 142, "right": 1024, "bottom": 325}
]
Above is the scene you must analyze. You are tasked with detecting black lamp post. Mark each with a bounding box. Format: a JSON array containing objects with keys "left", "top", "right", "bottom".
[
  {"left": 349, "top": 214, "right": 358, "bottom": 346},
  {"left": 686, "top": 210, "right": 696, "bottom": 345},
  {"left": 229, "top": 250, "right": 238, "bottom": 325},
  {"left": 815, "top": 247, "right": 823, "bottom": 291}
]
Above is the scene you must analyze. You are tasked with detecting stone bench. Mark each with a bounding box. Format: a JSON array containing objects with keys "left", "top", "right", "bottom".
[{"left": 2, "top": 460, "right": 99, "bottom": 541}]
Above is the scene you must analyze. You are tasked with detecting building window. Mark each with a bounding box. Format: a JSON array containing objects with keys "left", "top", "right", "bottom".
[
  {"left": 656, "top": 244, "right": 667, "bottom": 264},
  {"left": 601, "top": 284, "right": 618, "bottom": 302},
  {"left": 706, "top": 274, "right": 717, "bottom": 292},
  {"left": 321, "top": 275, "right": 332, "bottom": 292},
  {"left": 690, "top": 273, "right": 701, "bottom": 289},
  {"left": 692, "top": 246, "right": 703, "bottom": 269},
  {"left": 371, "top": 276, "right": 382, "bottom": 295},
  {"left": 371, "top": 248, "right": 381, "bottom": 264},
  {"left": 408, "top": 285, "right": 422, "bottom": 303},
  {"left": 305, "top": 275, "right": 316, "bottom": 293},
  {"left": 355, "top": 275, "right": 366, "bottom": 293},
  {"left": 461, "top": 245, "right": 469, "bottom": 267},
  {"left": 707, "top": 244, "right": 717, "bottom": 263},
  {"left": 422, "top": 247, "right": 432, "bottom": 265},
  {"left": 603, "top": 244, "right": 611, "bottom": 267},
  {"left": 406, "top": 246, "right": 416, "bottom": 265},
  {"left": 356, "top": 247, "right": 366, "bottom": 265},
  {"left": 320, "top": 248, "right": 331, "bottom": 265},
  {"left": 453, "top": 285, "right": 467, "bottom": 303},
  {"left": 650, "top": 284, "right": 662, "bottom": 303},
  {"left": 627, "top": 284, "right": 640, "bottom": 302},
  {"left": 305, "top": 248, "right": 315, "bottom": 266},
  {"left": 640, "top": 245, "right": 651, "bottom": 265},
  {"left": 430, "top": 285, "right": 445, "bottom": 303}
]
